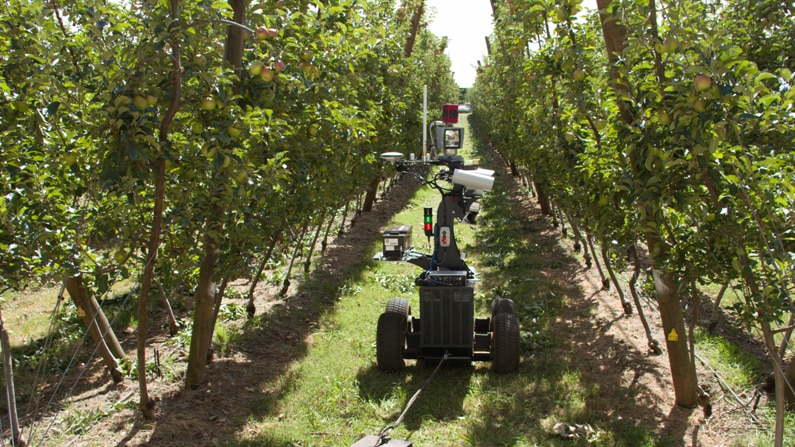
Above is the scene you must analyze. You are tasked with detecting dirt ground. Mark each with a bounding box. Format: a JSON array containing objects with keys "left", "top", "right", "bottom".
[{"left": 8, "top": 147, "right": 772, "bottom": 447}]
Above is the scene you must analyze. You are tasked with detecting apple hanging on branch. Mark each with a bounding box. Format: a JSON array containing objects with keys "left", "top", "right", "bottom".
[
  {"left": 201, "top": 96, "right": 217, "bottom": 111},
  {"left": 255, "top": 26, "right": 279, "bottom": 40},
  {"left": 694, "top": 74, "right": 712, "bottom": 92}
]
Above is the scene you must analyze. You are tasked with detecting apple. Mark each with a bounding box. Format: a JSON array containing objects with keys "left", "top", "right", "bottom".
[
  {"left": 273, "top": 59, "right": 286, "bottom": 71},
  {"left": 255, "top": 27, "right": 278, "bottom": 39},
  {"left": 662, "top": 36, "right": 679, "bottom": 53},
  {"left": 657, "top": 110, "right": 671, "bottom": 125},
  {"left": 594, "top": 119, "right": 606, "bottom": 131},
  {"left": 249, "top": 60, "right": 264, "bottom": 76},
  {"left": 16, "top": 100, "right": 29, "bottom": 113},
  {"left": 693, "top": 98, "right": 707, "bottom": 113},
  {"left": 192, "top": 122, "right": 203, "bottom": 134},
  {"left": 300, "top": 61, "right": 314, "bottom": 74},
  {"left": 715, "top": 122, "right": 728, "bottom": 140},
  {"left": 260, "top": 67, "right": 275, "bottom": 81},
  {"left": 573, "top": 69, "right": 586, "bottom": 81},
  {"left": 114, "top": 251, "right": 126, "bottom": 264},
  {"left": 694, "top": 74, "right": 712, "bottom": 92},
  {"left": 201, "top": 96, "right": 217, "bottom": 111},
  {"left": 193, "top": 53, "right": 207, "bottom": 66},
  {"left": 276, "top": 0, "right": 285, "bottom": 7},
  {"left": 552, "top": 49, "right": 563, "bottom": 61},
  {"left": 556, "top": 8, "right": 568, "bottom": 22},
  {"left": 132, "top": 94, "right": 148, "bottom": 110},
  {"left": 116, "top": 96, "right": 132, "bottom": 108},
  {"left": 308, "top": 124, "right": 318, "bottom": 135},
  {"left": 565, "top": 133, "right": 575, "bottom": 143},
  {"left": 228, "top": 125, "right": 242, "bottom": 138},
  {"left": 146, "top": 95, "right": 158, "bottom": 106}
]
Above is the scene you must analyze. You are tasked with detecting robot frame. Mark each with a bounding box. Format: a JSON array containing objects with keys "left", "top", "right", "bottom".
[{"left": 375, "top": 108, "right": 521, "bottom": 374}]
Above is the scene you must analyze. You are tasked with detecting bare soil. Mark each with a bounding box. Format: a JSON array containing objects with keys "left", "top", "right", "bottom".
[{"left": 7, "top": 148, "right": 772, "bottom": 446}]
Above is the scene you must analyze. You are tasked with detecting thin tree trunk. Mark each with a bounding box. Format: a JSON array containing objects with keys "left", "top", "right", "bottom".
[
  {"left": 136, "top": 0, "right": 182, "bottom": 418},
  {"left": 321, "top": 209, "right": 336, "bottom": 254},
  {"left": 246, "top": 231, "right": 282, "bottom": 318},
  {"left": 601, "top": 244, "right": 632, "bottom": 314},
  {"left": 337, "top": 201, "right": 350, "bottom": 236},
  {"left": 585, "top": 235, "right": 608, "bottom": 289},
  {"left": 205, "top": 275, "right": 230, "bottom": 363},
  {"left": 786, "top": 358, "right": 795, "bottom": 408},
  {"left": 628, "top": 244, "right": 662, "bottom": 355},
  {"left": 279, "top": 222, "right": 309, "bottom": 296},
  {"left": 65, "top": 276, "right": 124, "bottom": 384},
  {"left": 156, "top": 281, "right": 180, "bottom": 336},
  {"left": 1, "top": 309, "right": 26, "bottom": 447},
  {"left": 708, "top": 280, "right": 729, "bottom": 332},
  {"left": 304, "top": 212, "right": 327, "bottom": 274}
]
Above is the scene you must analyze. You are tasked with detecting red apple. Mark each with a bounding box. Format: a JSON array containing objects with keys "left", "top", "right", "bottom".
[
  {"left": 300, "top": 61, "right": 314, "bottom": 74},
  {"left": 260, "top": 67, "right": 275, "bottom": 81},
  {"left": 255, "top": 26, "right": 269, "bottom": 40},
  {"left": 273, "top": 59, "right": 286, "bottom": 71},
  {"left": 694, "top": 74, "right": 712, "bottom": 92}
]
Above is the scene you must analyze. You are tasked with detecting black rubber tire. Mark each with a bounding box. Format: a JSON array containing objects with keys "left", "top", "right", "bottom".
[
  {"left": 376, "top": 312, "right": 406, "bottom": 372},
  {"left": 385, "top": 297, "right": 411, "bottom": 316},
  {"left": 492, "top": 312, "right": 520, "bottom": 373},
  {"left": 491, "top": 297, "right": 517, "bottom": 317}
]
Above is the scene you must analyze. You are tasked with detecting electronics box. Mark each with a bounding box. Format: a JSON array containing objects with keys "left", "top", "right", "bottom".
[{"left": 382, "top": 225, "right": 412, "bottom": 260}]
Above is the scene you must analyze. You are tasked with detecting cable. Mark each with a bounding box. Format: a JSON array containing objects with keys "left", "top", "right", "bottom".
[{"left": 372, "top": 351, "right": 449, "bottom": 447}]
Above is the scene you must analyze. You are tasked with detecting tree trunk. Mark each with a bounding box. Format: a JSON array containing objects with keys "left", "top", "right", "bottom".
[
  {"left": 1, "top": 310, "right": 26, "bottom": 447},
  {"left": 246, "top": 231, "right": 282, "bottom": 318},
  {"left": 185, "top": 221, "right": 222, "bottom": 389},
  {"left": 362, "top": 177, "right": 380, "bottom": 212},
  {"left": 304, "top": 213, "right": 326, "bottom": 274},
  {"left": 133, "top": 0, "right": 183, "bottom": 418},
  {"left": 786, "top": 358, "right": 795, "bottom": 408},
  {"left": 597, "top": 0, "right": 698, "bottom": 408},
  {"left": 534, "top": 181, "right": 551, "bottom": 215},
  {"left": 156, "top": 281, "right": 180, "bottom": 336},
  {"left": 185, "top": 0, "right": 246, "bottom": 388},
  {"left": 65, "top": 276, "right": 124, "bottom": 384}
]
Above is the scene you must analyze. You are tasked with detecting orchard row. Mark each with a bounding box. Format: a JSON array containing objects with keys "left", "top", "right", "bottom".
[
  {"left": 470, "top": 0, "right": 794, "bottom": 443},
  {"left": 0, "top": 0, "right": 457, "bottom": 420}
]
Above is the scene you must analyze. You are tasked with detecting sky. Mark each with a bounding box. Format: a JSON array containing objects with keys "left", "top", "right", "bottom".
[
  {"left": 425, "top": 0, "right": 494, "bottom": 88},
  {"left": 425, "top": 0, "right": 599, "bottom": 89}
]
